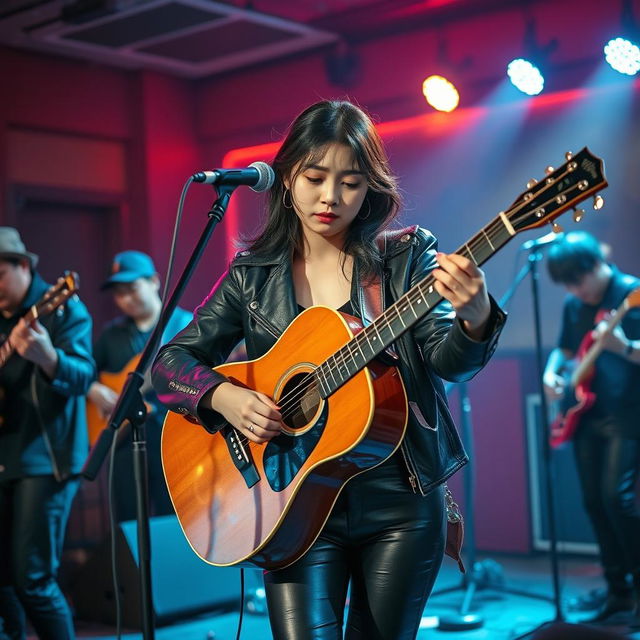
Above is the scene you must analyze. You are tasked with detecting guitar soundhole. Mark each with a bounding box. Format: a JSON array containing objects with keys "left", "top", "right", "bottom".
[{"left": 278, "top": 373, "right": 322, "bottom": 431}]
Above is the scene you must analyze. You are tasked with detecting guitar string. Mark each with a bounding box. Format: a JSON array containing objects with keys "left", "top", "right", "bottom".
[
  {"left": 272, "top": 172, "right": 593, "bottom": 423},
  {"left": 275, "top": 173, "right": 588, "bottom": 422},
  {"left": 273, "top": 206, "right": 518, "bottom": 420}
]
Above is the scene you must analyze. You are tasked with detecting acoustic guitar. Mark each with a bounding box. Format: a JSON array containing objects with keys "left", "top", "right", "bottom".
[
  {"left": 0, "top": 272, "right": 79, "bottom": 427},
  {"left": 85, "top": 353, "right": 154, "bottom": 445},
  {"left": 162, "top": 148, "right": 607, "bottom": 570},
  {"left": 549, "top": 287, "right": 640, "bottom": 447}
]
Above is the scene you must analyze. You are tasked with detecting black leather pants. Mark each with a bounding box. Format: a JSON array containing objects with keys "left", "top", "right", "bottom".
[
  {"left": 573, "top": 421, "right": 640, "bottom": 593},
  {"left": 264, "top": 453, "right": 446, "bottom": 640},
  {"left": 0, "top": 475, "right": 79, "bottom": 640}
]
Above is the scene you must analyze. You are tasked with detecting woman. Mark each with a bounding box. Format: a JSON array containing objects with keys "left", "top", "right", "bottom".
[{"left": 152, "top": 99, "right": 505, "bottom": 640}]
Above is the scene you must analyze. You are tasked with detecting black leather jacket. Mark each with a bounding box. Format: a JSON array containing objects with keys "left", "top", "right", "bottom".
[{"left": 152, "top": 226, "right": 506, "bottom": 495}]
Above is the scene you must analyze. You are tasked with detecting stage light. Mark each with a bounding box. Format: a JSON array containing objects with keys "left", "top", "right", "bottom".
[
  {"left": 421, "top": 35, "right": 470, "bottom": 112},
  {"left": 507, "top": 17, "right": 556, "bottom": 96},
  {"left": 605, "top": 37, "right": 640, "bottom": 75},
  {"left": 422, "top": 75, "right": 460, "bottom": 112},
  {"left": 604, "top": 2, "right": 640, "bottom": 76},
  {"left": 507, "top": 58, "right": 544, "bottom": 95}
]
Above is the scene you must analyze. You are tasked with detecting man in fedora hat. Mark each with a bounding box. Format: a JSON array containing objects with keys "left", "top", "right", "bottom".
[
  {"left": 87, "top": 250, "right": 190, "bottom": 522},
  {"left": 0, "top": 227, "right": 95, "bottom": 639}
]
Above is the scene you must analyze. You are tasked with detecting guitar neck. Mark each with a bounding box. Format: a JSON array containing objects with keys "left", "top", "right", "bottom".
[
  {"left": 571, "top": 298, "right": 630, "bottom": 387},
  {"left": 315, "top": 216, "right": 515, "bottom": 397},
  {"left": 0, "top": 305, "right": 38, "bottom": 369},
  {"left": 312, "top": 146, "right": 607, "bottom": 398}
]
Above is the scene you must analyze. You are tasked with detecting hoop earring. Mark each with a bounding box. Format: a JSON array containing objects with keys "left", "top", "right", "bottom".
[
  {"left": 282, "top": 189, "right": 293, "bottom": 209},
  {"left": 358, "top": 198, "right": 371, "bottom": 220}
]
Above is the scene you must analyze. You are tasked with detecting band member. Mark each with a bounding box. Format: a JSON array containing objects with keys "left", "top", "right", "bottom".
[
  {"left": 0, "top": 227, "right": 95, "bottom": 640},
  {"left": 152, "top": 100, "right": 506, "bottom": 639},
  {"left": 87, "top": 250, "right": 191, "bottom": 522},
  {"left": 543, "top": 231, "right": 640, "bottom": 626}
]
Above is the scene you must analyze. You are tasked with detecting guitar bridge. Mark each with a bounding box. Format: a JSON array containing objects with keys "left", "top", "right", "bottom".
[{"left": 223, "top": 426, "right": 260, "bottom": 488}]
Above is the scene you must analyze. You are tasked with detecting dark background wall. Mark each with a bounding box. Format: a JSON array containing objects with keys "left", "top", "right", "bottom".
[{"left": 1, "top": 0, "right": 638, "bottom": 553}]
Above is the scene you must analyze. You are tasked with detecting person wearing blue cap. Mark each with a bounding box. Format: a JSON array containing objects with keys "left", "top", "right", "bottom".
[
  {"left": 87, "top": 250, "right": 191, "bottom": 522},
  {"left": 0, "top": 227, "right": 95, "bottom": 640}
]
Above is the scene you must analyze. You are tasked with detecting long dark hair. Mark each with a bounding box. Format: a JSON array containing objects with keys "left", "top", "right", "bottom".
[{"left": 246, "top": 100, "right": 402, "bottom": 277}]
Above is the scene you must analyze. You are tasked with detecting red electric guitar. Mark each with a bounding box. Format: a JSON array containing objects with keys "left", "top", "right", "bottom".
[
  {"left": 550, "top": 287, "right": 640, "bottom": 447},
  {"left": 161, "top": 148, "right": 607, "bottom": 570}
]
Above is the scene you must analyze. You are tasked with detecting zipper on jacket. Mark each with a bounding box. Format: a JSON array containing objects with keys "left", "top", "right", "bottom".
[
  {"left": 400, "top": 441, "right": 426, "bottom": 496},
  {"left": 247, "top": 303, "right": 281, "bottom": 339}
]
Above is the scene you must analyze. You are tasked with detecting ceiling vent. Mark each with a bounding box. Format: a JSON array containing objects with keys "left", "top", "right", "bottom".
[{"left": 0, "top": 0, "right": 338, "bottom": 77}]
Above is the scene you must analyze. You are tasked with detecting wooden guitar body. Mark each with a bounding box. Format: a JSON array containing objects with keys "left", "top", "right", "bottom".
[
  {"left": 86, "top": 354, "right": 152, "bottom": 445},
  {"left": 161, "top": 306, "right": 408, "bottom": 569}
]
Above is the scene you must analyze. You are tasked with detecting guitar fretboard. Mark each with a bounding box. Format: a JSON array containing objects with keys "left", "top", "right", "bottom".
[{"left": 313, "top": 216, "right": 514, "bottom": 397}]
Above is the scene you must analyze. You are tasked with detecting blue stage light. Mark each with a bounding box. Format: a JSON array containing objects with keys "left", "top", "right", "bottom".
[
  {"left": 604, "top": 37, "right": 640, "bottom": 75},
  {"left": 507, "top": 58, "right": 545, "bottom": 95}
]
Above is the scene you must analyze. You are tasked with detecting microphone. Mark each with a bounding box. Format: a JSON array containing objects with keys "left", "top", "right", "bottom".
[
  {"left": 192, "top": 161, "right": 275, "bottom": 192},
  {"left": 521, "top": 230, "right": 563, "bottom": 251}
]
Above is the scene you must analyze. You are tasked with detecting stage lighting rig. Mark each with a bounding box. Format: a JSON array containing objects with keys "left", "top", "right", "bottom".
[
  {"left": 421, "top": 35, "right": 471, "bottom": 112},
  {"left": 604, "top": 0, "right": 640, "bottom": 76},
  {"left": 507, "top": 17, "right": 557, "bottom": 96}
]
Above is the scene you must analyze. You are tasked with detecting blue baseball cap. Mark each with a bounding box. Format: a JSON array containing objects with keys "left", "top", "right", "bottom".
[{"left": 101, "top": 250, "right": 157, "bottom": 290}]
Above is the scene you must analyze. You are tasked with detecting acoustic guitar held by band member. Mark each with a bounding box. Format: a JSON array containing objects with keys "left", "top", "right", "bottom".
[
  {"left": 152, "top": 100, "right": 606, "bottom": 640},
  {"left": 88, "top": 250, "right": 191, "bottom": 522}
]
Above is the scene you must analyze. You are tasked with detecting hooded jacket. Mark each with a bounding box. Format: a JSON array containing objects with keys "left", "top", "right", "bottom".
[{"left": 152, "top": 226, "right": 506, "bottom": 494}]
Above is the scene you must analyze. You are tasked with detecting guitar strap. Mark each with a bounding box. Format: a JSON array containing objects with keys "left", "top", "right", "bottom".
[{"left": 360, "top": 228, "right": 465, "bottom": 573}]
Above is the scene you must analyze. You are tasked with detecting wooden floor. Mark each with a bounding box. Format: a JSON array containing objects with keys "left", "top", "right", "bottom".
[{"left": 27, "top": 553, "right": 640, "bottom": 639}]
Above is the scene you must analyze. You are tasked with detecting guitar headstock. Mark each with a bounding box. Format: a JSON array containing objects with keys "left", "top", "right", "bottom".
[
  {"left": 37, "top": 271, "right": 80, "bottom": 316},
  {"left": 506, "top": 148, "right": 607, "bottom": 235}
]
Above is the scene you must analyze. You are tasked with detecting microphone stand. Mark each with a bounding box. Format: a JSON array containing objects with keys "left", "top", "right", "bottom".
[
  {"left": 433, "top": 243, "right": 565, "bottom": 633},
  {"left": 82, "top": 185, "right": 237, "bottom": 640},
  {"left": 513, "top": 245, "right": 568, "bottom": 638}
]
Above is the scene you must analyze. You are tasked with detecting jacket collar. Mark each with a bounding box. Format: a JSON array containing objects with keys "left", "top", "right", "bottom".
[{"left": 231, "top": 225, "right": 418, "bottom": 267}]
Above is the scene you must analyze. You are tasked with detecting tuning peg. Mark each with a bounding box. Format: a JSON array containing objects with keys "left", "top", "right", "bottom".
[
  {"left": 526, "top": 178, "right": 538, "bottom": 189},
  {"left": 573, "top": 208, "right": 585, "bottom": 223},
  {"left": 545, "top": 166, "right": 554, "bottom": 175},
  {"left": 565, "top": 151, "right": 573, "bottom": 160},
  {"left": 593, "top": 194, "right": 604, "bottom": 210},
  {"left": 552, "top": 222, "right": 564, "bottom": 233}
]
